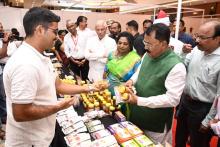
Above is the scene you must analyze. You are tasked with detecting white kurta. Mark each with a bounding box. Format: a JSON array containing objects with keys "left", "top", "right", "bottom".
[{"left": 85, "top": 35, "right": 116, "bottom": 82}]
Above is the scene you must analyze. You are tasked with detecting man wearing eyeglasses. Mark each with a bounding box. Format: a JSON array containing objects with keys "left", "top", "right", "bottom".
[
  {"left": 175, "top": 21, "right": 220, "bottom": 147},
  {"left": 124, "top": 23, "right": 186, "bottom": 145},
  {"left": 3, "top": 7, "right": 103, "bottom": 147}
]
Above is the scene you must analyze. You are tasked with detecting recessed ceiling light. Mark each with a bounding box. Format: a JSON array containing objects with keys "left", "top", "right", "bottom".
[{"left": 193, "top": 12, "right": 198, "bottom": 15}]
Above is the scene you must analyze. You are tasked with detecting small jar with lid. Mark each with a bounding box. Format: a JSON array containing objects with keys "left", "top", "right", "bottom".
[
  {"left": 102, "top": 101, "right": 107, "bottom": 111},
  {"left": 94, "top": 101, "right": 100, "bottom": 110},
  {"left": 105, "top": 103, "right": 111, "bottom": 113},
  {"left": 88, "top": 103, "right": 94, "bottom": 112},
  {"left": 109, "top": 106, "right": 115, "bottom": 115}
]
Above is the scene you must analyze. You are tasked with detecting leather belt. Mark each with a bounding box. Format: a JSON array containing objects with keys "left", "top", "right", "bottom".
[
  {"left": 73, "top": 58, "right": 85, "bottom": 62},
  {"left": 0, "top": 63, "right": 5, "bottom": 66}
]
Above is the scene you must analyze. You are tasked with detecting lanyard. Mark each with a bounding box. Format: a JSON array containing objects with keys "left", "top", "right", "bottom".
[{"left": 71, "top": 35, "right": 78, "bottom": 51}]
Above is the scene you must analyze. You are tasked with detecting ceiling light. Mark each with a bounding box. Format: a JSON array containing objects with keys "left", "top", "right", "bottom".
[{"left": 193, "top": 12, "right": 198, "bottom": 15}]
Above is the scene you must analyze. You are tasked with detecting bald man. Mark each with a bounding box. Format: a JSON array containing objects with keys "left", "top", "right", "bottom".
[
  {"left": 85, "top": 20, "right": 116, "bottom": 82},
  {"left": 64, "top": 20, "right": 89, "bottom": 80},
  {"left": 175, "top": 21, "right": 220, "bottom": 147}
]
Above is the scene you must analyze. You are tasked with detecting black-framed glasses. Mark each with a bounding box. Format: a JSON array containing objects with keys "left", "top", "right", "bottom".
[
  {"left": 143, "top": 40, "right": 151, "bottom": 47},
  {"left": 48, "top": 27, "right": 58, "bottom": 35},
  {"left": 195, "top": 34, "right": 214, "bottom": 40}
]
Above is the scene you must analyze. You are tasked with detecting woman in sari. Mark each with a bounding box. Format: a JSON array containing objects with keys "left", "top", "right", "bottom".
[{"left": 105, "top": 32, "right": 141, "bottom": 95}]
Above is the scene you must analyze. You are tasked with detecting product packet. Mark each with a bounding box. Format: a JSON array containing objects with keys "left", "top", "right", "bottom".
[
  {"left": 108, "top": 123, "right": 132, "bottom": 143},
  {"left": 120, "top": 121, "right": 143, "bottom": 137},
  {"left": 114, "top": 111, "right": 126, "bottom": 122},
  {"left": 88, "top": 124, "right": 105, "bottom": 133},
  {"left": 121, "top": 139, "right": 139, "bottom": 147},
  {"left": 91, "top": 129, "right": 111, "bottom": 139},
  {"left": 64, "top": 133, "right": 91, "bottom": 147},
  {"left": 91, "top": 135, "right": 118, "bottom": 147},
  {"left": 133, "top": 135, "right": 155, "bottom": 147},
  {"left": 85, "top": 120, "right": 102, "bottom": 128}
]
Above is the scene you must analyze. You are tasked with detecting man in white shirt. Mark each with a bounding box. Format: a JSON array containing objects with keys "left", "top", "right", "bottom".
[
  {"left": 3, "top": 7, "right": 101, "bottom": 147},
  {"left": 76, "top": 16, "right": 96, "bottom": 45},
  {"left": 64, "top": 20, "right": 89, "bottom": 80},
  {"left": 85, "top": 20, "right": 116, "bottom": 82},
  {"left": 124, "top": 23, "right": 186, "bottom": 145},
  {"left": 175, "top": 21, "right": 220, "bottom": 147}
]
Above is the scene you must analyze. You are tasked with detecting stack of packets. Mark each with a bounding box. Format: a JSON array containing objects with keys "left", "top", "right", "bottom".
[
  {"left": 85, "top": 120, "right": 119, "bottom": 147},
  {"left": 114, "top": 111, "right": 126, "bottom": 122},
  {"left": 56, "top": 106, "right": 87, "bottom": 135},
  {"left": 83, "top": 110, "right": 108, "bottom": 120},
  {"left": 108, "top": 121, "right": 155, "bottom": 147},
  {"left": 57, "top": 106, "right": 120, "bottom": 147},
  {"left": 64, "top": 133, "right": 92, "bottom": 146}
]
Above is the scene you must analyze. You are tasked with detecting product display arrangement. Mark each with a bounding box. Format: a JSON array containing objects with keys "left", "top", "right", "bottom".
[{"left": 46, "top": 51, "right": 160, "bottom": 147}]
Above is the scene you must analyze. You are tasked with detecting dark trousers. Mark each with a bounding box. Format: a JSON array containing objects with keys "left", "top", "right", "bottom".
[
  {"left": 0, "top": 71, "right": 6, "bottom": 125},
  {"left": 175, "top": 95, "right": 213, "bottom": 147},
  {"left": 69, "top": 59, "right": 89, "bottom": 81},
  {"left": 218, "top": 138, "right": 220, "bottom": 147}
]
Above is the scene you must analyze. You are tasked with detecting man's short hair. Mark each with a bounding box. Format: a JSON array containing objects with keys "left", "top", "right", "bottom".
[
  {"left": 213, "top": 23, "right": 220, "bottom": 38},
  {"left": 174, "top": 19, "right": 185, "bottom": 27},
  {"left": 145, "top": 23, "right": 170, "bottom": 44},
  {"left": 23, "top": 7, "right": 60, "bottom": 37},
  {"left": 143, "top": 19, "right": 153, "bottom": 26},
  {"left": 76, "top": 16, "right": 87, "bottom": 26},
  {"left": 126, "top": 20, "right": 139, "bottom": 31},
  {"left": 112, "top": 21, "right": 121, "bottom": 31}
]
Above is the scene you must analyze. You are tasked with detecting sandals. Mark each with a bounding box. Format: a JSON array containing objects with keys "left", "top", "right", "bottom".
[{"left": 0, "top": 128, "right": 5, "bottom": 140}]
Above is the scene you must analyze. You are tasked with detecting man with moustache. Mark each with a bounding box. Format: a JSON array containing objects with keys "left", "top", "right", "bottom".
[
  {"left": 175, "top": 21, "right": 220, "bottom": 147},
  {"left": 124, "top": 23, "right": 186, "bottom": 145}
]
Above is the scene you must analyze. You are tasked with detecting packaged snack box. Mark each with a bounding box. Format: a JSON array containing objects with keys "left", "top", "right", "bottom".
[
  {"left": 120, "top": 121, "right": 143, "bottom": 137},
  {"left": 121, "top": 139, "right": 139, "bottom": 147},
  {"left": 133, "top": 135, "right": 155, "bottom": 147}
]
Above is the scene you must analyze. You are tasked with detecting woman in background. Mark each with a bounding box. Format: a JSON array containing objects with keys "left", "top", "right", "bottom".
[
  {"left": 54, "top": 30, "right": 69, "bottom": 67},
  {"left": 104, "top": 31, "right": 141, "bottom": 95}
]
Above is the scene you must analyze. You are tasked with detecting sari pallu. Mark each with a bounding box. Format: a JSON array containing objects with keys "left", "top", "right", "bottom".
[{"left": 105, "top": 50, "right": 141, "bottom": 95}]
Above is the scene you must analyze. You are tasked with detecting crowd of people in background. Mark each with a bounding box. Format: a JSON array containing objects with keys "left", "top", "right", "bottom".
[{"left": 0, "top": 7, "right": 220, "bottom": 147}]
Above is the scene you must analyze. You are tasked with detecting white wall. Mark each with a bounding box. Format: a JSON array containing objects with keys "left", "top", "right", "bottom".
[{"left": 0, "top": 6, "right": 208, "bottom": 37}]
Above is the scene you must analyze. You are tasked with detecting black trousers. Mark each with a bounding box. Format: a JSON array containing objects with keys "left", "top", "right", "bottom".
[
  {"left": 69, "top": 59, "right": 89, "bottom": 81},
  {"left": 175, "top": 95, "right": 213, "bottom": 147}
]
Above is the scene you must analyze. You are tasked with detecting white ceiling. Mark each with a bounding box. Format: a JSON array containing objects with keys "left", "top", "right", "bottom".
[{"left": 7, "top": 0, "right": 220, "bottom": 11}]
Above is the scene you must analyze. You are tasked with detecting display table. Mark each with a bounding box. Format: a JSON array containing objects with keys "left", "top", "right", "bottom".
[
  {"left": 46, "top": 51, "right": 170, "bottom": 147},
  {"left": 51, "top": 102, "right": 118, "bottom": 147}
]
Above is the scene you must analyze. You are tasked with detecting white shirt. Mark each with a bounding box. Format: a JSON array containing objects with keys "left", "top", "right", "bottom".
[
  {"left": 7, "top": 41, "right": 22, "bottom": 57},
  {"left": 184, "top": 46, "right": 220, "bottom": 103},
  {"left": 64, "top": 33, "right": 85, "bottom": 59},
  {"left": 170, "top": 37, "right": 186, "bottom": 58},
  {"left": 130, "top": 53, "right": 186, "bottom": 108},
  {"left": 85, "top": 35, "right": 116, "bottom": 82},
  {"left": 3, "top": 42, "right": 57, "bottom": 147},
  {"left": 76, "top": 27, "right": 96, "bottom": 50}
]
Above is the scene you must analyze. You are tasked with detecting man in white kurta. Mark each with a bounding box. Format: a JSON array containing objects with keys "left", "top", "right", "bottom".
[{"left": 85, "top": 20, "right": 116, "bottom": 82}]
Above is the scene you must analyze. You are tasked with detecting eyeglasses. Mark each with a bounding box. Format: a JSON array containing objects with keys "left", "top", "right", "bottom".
[
  {"left": 195, "top": 34, "right": 214, "bottom": 40},
  {"left": 48, "top": 28, "right": 58, "bottom": 35},
  {"left": 143, "top": 40, "right": 151, "bottom": 46}
]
